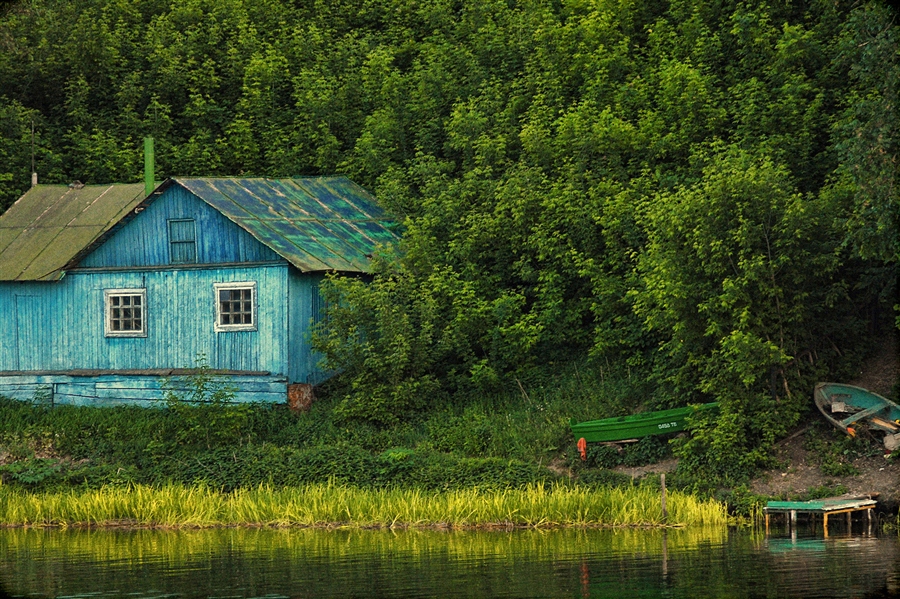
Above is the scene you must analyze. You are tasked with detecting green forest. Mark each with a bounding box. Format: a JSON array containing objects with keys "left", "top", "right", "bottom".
[{"left": 0, "top": 0, "right": 897, "bottom": 489}]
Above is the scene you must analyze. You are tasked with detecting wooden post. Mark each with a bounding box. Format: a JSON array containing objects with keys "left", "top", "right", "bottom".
[
  {"left": 765, "top": 512, "right": 770, "bottom": 536},
  {"left": 823, "top": 513, "right": 829, "bottom": 538},
  {"left": 660, "top": 473, "right": 667, "bottom": 524},
  {"left": 846, "top": 511, "right": 852, "bottom": 532},
  {"left": 790, "top": 510, "right": 797, "bottom": 531}
]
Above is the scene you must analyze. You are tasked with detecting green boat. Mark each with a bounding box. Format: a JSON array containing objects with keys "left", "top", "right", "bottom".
[
  {"left": 814, "top": 382, "right": 900, "bottom": 450},
  {"left": 570, "top": 403, "right": 719, "bottom": 443}
]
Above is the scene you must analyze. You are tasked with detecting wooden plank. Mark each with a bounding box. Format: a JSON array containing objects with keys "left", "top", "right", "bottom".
[
  {"left": 841, "top": 404, "right": 887, "bottom": 426},
  {"left": 94, "top": 379, "right": 286, "bottom": 392},
  {"left": 0, "top": 374, "right": 75, "bottom": 384},
  {"left": 765, "top": 499, "right": 876, "bottom": 514},
  {"left": 0, "top": 383, "right": 49, "bottom": 392},
  {"left": 53, "top": 393, "right": 166, "bottom": 408},
  {"left": 1, "top": 369, "right": 273, "bottom": 377},
  {"left": 869, "top": 417, "right": 900, "bottom": 433}
]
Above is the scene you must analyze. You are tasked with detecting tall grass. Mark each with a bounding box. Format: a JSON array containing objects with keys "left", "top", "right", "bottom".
[{"left": 0, "top": 482, "right": 728, "bottom": 528}]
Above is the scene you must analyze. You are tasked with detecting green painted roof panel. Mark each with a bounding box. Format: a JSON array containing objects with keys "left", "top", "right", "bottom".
[
  {"left": 175, "top": 177, "right": 398, "bottom": 273},
  {"left": 0, "top": 184, "right": 145, "bottom": 281}
]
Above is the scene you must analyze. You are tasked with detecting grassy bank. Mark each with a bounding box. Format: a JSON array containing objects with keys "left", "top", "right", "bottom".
[
  {"left": 0, "top": 365, "right": 667, "bottom": 494},
  {"left": 0, "top": 482, "right": 728, "bottom": 528}
]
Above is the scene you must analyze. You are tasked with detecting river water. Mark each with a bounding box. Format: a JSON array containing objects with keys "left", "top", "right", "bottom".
[{"left": 0, "top": 526, "right": 897, "bottom": 598}]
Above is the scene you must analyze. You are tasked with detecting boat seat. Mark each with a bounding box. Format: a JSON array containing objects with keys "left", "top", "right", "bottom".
[
  {"left": 841, "top": 404, "right": 888, "bottom": 426},
  {"left": 869, "top": 417, "right": 900, "bottom": 433}
]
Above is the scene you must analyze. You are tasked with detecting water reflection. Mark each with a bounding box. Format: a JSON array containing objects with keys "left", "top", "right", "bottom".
[{"left": 0, "top": 526, "right": 897, "bottom": 598}]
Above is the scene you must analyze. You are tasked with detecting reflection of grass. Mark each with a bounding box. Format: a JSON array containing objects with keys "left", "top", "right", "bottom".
[
  {"left": 0, "top": 525, "right": 731, "bottom": 566},
  {"left": 0, "top": 482, "right": 728, "bottom": 528}
]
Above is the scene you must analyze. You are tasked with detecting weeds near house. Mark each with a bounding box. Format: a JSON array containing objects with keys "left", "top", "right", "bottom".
[{"left": 163, "top": 354, "right": 251, "bottom": 449}]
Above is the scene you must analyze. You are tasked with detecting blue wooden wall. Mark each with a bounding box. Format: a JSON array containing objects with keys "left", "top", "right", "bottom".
[
  {"left": 288, "top": 270, "right": 329, "bottom": 385},
  {"left": 0, "top": 265, "right": 289, "bottom": 373},
  {"left": 0, "top": 373, "right": 287, "bottom": 406},
  {"left": 80, "top": 185, "right": 281, "bottom": 267},
  {"left": 0, "top": 182, "right": 332, "bottom": 404}
]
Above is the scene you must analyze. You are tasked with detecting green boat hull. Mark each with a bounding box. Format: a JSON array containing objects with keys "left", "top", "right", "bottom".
[{"left": 570, "top": 403, "right": 719, "bottom": 443}]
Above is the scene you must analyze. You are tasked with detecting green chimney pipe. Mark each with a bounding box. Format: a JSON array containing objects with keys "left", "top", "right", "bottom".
[{"left": 144, "top": 137, "right": 155, "bottom": 196}]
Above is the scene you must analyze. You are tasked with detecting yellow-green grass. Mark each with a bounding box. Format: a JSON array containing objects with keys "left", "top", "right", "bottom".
[{"left": 0, "top": 483, "right": 728, "bottom": 528}]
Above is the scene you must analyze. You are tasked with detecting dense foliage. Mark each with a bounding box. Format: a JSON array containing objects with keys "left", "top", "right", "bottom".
[{"left": 0, "top": 0, "right": 896, "bottom": 486}]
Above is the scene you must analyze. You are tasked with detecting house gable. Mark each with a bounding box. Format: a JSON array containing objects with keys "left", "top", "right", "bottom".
[{"left": 78, "top": 184, "right": 281, "bottom": 269}]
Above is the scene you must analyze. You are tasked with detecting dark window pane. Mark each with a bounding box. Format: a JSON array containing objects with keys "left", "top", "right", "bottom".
[
  {"left": 108, "top": 293, "right": 145, "bottom": 334},
  {"left": 217, "top": 286, "right": 254, "bottom": 328}
]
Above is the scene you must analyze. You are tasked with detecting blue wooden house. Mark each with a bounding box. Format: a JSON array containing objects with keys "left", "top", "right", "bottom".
[{"left": 0, "top": 177, "right": 397, "bottom": 406}]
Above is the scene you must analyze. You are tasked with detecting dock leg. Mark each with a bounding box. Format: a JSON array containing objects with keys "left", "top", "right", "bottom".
[
  {"left": 824, "top": 513, "right": 829, "bottom": 538},
  {"left": 867, "top": 508, "right": 873, "bottom": 535},
  {"left": 765, "top": 513, "right": 769, "bottom": 536},
  {"left": 846, "top": 511, "right": 852, "bottom": 532},
  {"left": 790, "top": 510, "right": 797, "bottom": 531}
]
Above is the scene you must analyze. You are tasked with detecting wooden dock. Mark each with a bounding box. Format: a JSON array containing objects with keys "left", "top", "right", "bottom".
[{"left": 764, "top": 497, "right": 877, "bottom": 537}]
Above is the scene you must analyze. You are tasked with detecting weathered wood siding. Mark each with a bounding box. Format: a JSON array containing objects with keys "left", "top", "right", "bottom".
[
  {"left": 0, "top": 373, "right": 287, "bottom": 406},
  {"left": 288, "top": 269, "right": 329, "bottom": 385},
  {"left": 80, "top": 185, "right": 281, "bottom": 268},
  {"left": 0, "top": 264, "right": 289, "bottom": 374}
]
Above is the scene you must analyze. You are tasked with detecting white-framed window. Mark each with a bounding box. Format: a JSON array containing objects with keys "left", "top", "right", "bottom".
[
  {"left": 214, "top": 281, "right": 257, "bottom": 332},
  {"left": 104, "top": 289, "right": 147, "bottom": 337}
]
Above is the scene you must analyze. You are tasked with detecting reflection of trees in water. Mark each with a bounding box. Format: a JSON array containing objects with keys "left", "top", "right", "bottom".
[{"left": 0, "top": 528, "right": 898, "bottom": 597}]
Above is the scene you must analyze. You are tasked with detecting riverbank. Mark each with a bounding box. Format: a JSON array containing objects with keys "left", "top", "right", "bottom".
[
  {"left": 0, "top": 482, "right": 728, "bottom": 529},
  {"left": 749, "top": 332, "right": 900, "bottom": 510},
  {"left": 0, "top": 335, "right": 897, "bottom": 521}
]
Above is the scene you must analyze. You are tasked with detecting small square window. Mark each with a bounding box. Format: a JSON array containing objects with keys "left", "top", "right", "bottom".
[
  {"left": 105, "top": 289, "right": 147, "bottom": 337},
  {"left": 214, "top": 282, "right": 257, "bottom": 332}
]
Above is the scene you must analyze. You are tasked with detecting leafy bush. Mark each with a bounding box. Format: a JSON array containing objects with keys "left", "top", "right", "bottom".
[{"left": 426, "top": 408, "right": 493, "bottom": 455}]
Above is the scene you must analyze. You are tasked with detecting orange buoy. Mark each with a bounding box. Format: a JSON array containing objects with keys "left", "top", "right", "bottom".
[{"left": 577, "top": 437, "right": 587, "bottom": 461}]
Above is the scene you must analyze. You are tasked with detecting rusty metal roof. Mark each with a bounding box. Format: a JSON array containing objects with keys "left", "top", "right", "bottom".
[
  {"left": 0, "top": 184, "right": 145, "bottom": 281},
  {"left": 171, "top": 177, "right": 399, "bottom": 273}
]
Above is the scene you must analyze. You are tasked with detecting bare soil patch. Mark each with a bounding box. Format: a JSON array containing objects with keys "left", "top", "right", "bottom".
[
  {"left": 750, "top": 330, "right": 900, "bottom": 507},
  {"left": 750, "top": 427, "right": 900, "bottom": 504},
  {"left": 613, "top": 458, "right": 678, "bottom": 480}
]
